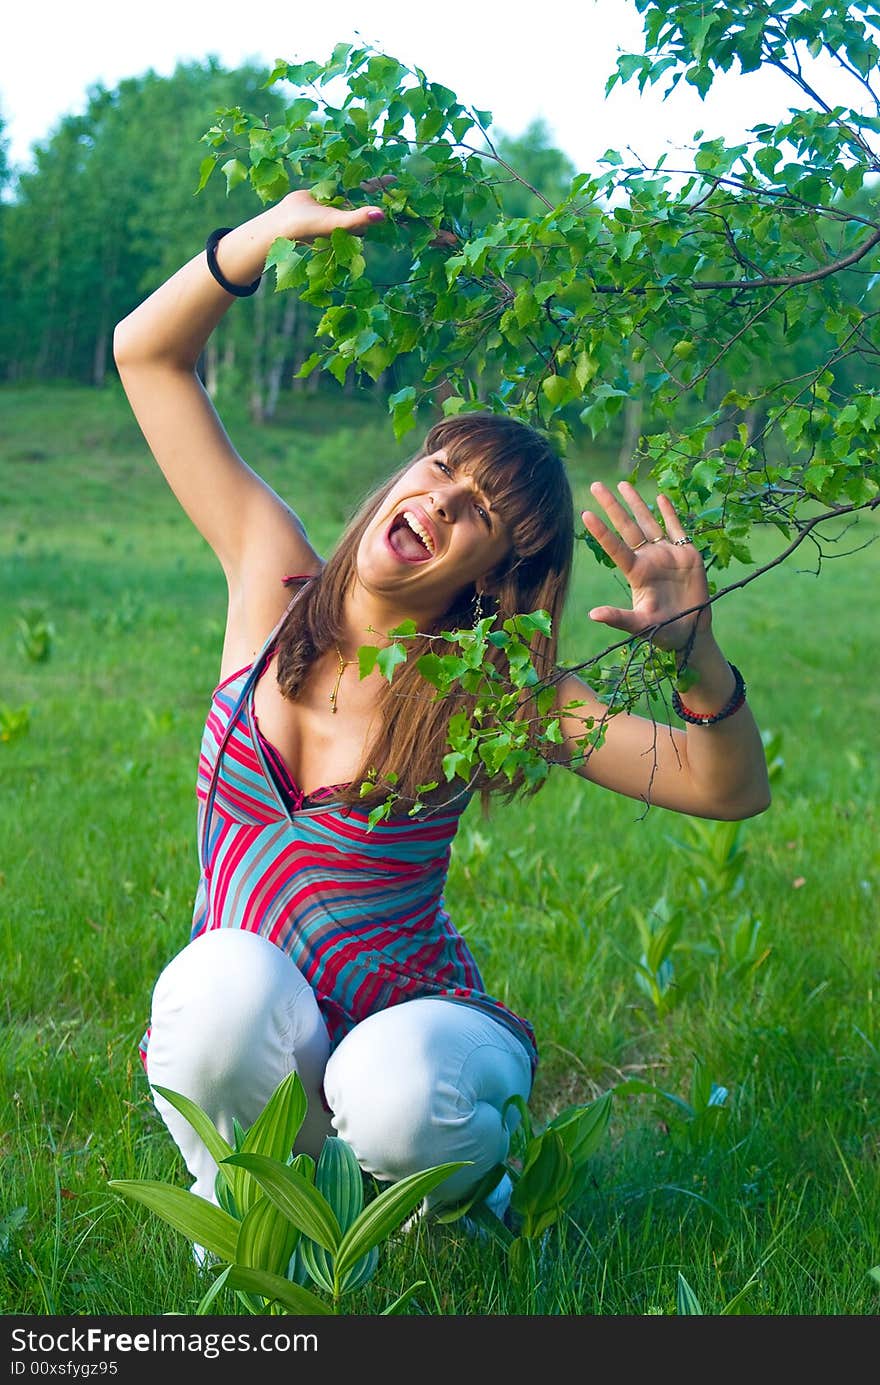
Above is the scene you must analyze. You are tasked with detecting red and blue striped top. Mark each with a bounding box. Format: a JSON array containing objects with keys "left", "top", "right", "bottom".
[{"left": 139, "top": 596, "right": 538, "bottom": 1075}]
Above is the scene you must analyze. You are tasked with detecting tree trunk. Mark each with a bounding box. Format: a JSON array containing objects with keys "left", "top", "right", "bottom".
[
  {"left": 617, "top": 356, "right": 645, "bottom": 473},
  {"left": 290, "top": 305, "right": 315, "bottom": 395},
  {"left": 249, "top": 289, "right": 267, "bottom": 424},
  {"left": 93, "top": 320, "right": 108, "bottom": 387},
  {"left": 265, "top": 296, "right": 298, "bottom": 420},
  {"left": 203, "top": 338, "right": 219, "bottom": 398}
]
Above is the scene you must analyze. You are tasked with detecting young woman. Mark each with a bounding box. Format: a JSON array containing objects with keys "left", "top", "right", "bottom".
[{"left": 113, "top": 188, "right": 771, "bottom": 1225}]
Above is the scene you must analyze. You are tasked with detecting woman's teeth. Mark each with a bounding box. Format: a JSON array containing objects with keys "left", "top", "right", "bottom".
[{"left": 402, "top": 511, "right": 435, "bottom": 554}]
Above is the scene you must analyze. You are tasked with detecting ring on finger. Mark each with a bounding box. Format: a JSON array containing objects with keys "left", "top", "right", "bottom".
[{"left": 671, "top": 536, "right": 693, "bottom": 546}]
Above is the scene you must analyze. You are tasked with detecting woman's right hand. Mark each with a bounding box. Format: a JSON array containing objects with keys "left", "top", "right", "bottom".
[{"left": 273, "top": 186, "right": 386, "bottom": 243}]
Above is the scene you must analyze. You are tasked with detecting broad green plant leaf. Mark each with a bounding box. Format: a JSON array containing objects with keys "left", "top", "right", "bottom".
[
  {"left": 234, "top": 1071, "right": 309, "bottom": 1215},
  {"left": 334, "top": 1161, "right": 469, "bottom": 1279},
  {"left": 149, "top": 1085, "right": 233, "bottom": 1180},
  {"left": 224, "top": 1264, "right": 333, "bottom": 1316},
  {"left": 297, "top": 1236, "right": 336, "bottom": 1295},
  {"left": 676, "top": 1271, "right": 704, "bottom": 1315},
  {"left": 297, "top": 1137, "right": 378, "bottom": 1296},
  {"left": 510, "top": 1131, "right": 573, "bottom": 1238},
  {"left": 223, "top": 1152, "right": 342, "bottom": 1252},
  {"left": 316, "top": 1135, "right": 365, "bottom": 1231},
  {"left": 108, "top": 1181, "right": 239, "bottom": 1263},
  {"left": 545, "top": 1091, "right": 613, "bottom": 1166},
  {"left": 236, "top": 1193, "right": 300, "bottom": 1275}
]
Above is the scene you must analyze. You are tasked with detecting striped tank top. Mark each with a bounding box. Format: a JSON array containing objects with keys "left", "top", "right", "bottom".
[{"left": 139, "top": 583, "right": 538, "bottom": 1075}]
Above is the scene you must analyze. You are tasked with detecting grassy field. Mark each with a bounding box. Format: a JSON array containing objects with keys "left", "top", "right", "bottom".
[{"left": 1, "top": 382, "right": 879, "bottom": 1316}]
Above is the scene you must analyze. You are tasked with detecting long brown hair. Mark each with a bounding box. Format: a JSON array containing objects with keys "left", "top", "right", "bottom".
[{"left": 275, "top": 412, "right": 575, "bottom": 810}]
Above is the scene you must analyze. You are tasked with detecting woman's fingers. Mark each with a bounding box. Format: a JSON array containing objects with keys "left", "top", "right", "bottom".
[
  {"left": 588, "top": 603, "right": 642, "bottom": 633},
  {"left": 342, "top": 204, "right": 386, "bottom": 232},
  {"left": 581, "top": 506, "right": 634, "bottom": 569},
  {"left": 656, "top": 492, "right": 689, "bottom": 543},
  {"left": 588, "top": 481, "right": 662, "bottom": 552},
  {"left": 617, "top": 480, "right": 664, "bottom": 539}
]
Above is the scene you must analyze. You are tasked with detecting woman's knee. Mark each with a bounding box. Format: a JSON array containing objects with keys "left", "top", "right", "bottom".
[
  {"left": 146, "top": 928, "right": 330, "bottom": 1137},
  {"left": 324, "top": 999, "right": 531, "bottom": 1200}
]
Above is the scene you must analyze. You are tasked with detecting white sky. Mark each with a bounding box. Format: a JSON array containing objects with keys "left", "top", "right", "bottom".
[{"left": 1, "top": 0, "right": 855, "bottom": 178}]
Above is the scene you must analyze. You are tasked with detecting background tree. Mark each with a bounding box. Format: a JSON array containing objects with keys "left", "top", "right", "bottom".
[
  {"left": 191, "top": 10, "right": 878, "bottom": 694},
  {"left": 0, "top": 62, "right": 296, "bottom": 415}
]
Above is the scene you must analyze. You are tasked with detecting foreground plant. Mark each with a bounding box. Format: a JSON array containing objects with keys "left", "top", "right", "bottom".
[
  {"left": 434, "top": 1088, "right": 614, "bottom": 1278},
  {"left": 109, "top": 1071, "right": 466, "bottom": 1315}
]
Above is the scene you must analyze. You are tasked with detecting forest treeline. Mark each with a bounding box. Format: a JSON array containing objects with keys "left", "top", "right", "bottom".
[
  {"left": 0, "top": 61, "right": 576, "bottom": 425},
  {"left": 0, "top": 56, "right": 875, "bottom": 456}
]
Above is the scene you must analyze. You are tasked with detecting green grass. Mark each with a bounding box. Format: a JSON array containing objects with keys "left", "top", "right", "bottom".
[{"left": 1, "top": 382, "right": 879, "bottom": 1316}]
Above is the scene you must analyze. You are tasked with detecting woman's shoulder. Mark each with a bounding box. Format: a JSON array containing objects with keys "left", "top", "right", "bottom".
[{"left": 217, "top": 567, "right": 322, "bottom": 686}]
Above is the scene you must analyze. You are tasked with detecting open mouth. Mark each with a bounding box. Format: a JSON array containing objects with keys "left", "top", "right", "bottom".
[{"left": 387, "top": 510, "right": 437, "bottom": 563}]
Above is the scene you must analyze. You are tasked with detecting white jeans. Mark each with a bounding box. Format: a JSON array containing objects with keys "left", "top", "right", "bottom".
[{"left": 146, "top": 928, "right": 532, "bottom": 1214}]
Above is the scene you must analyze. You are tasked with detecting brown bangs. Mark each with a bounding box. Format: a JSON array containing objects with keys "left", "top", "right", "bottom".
[{"left": 422, "top": 412, "right": 574, "bottom": 575}]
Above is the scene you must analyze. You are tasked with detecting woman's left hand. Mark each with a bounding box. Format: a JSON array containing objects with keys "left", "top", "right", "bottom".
[{"left": 581, "top": 481, "right": 710, "bottom": 652}]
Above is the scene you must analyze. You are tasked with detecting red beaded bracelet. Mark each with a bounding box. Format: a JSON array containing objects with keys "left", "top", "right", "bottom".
[{"left": 671, "top": 663, "right": 746, "bottom": 726}]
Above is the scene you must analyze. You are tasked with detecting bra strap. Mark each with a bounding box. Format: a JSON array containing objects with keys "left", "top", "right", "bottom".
[{"left": 199, "top": 577, "right": 314, "bottom": 868}]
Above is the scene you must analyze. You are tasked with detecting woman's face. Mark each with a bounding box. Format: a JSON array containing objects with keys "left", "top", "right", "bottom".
[{"left": 354, "top": 449, "right": 513, "bottom": 615}]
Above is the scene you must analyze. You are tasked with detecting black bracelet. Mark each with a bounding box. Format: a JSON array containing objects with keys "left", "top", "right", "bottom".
[
  {"left": 671, "top": 663, "right": 747, "bottom": 726},
  {"left": 205, "top": 227, "right": 262, "bottom": 297}
]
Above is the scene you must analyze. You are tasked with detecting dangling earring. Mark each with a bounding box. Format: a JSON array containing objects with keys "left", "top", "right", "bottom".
[{"left": 472, "top": 589, "right": 484, "bottom": 626}]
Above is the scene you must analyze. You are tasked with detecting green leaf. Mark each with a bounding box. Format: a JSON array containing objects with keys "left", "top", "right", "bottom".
[
  {"left": 221, "top": 158, "right": 248, "bottom": 193},
  {"left": 296, "top": 1135, "right": 379, "bottom": 1299},
  {"left": 196, "top": 155, "right": 217, "bottom": 193},
  {"left": 194, "top": 1265, "right": 232, "bottom": 1315},
  {"left": 508, "top": 610, "right": 552, "bottom": 639},
  {"left": 358, "top": 645, "right": 379, "bottom": 679},
  {"left": 228, "top": 1071, "right": 308, "bottom": 1216},
  {"left": 389, "top": 385, "right": 417, "bottom": 441},
  {"left": 376, "top": 642, "right": 407, "bottom": 683},
  {"left": 297, "top": 1235, "right": 336, "bottom": 1295},
  {"left": 315, "top": 1137, "right": 364, "bottom": 1232},
  {"left": 222, "top": 1153, "right": 342, "bottom": 1253},
  {"left": 676, "top": 1271, "right": 704, "bottom": 1315},
  {"left": 224, "top": 1264, "right": 333, "bottom": 1315},
  {"left": 542, "top": 374, "right": 575, "bottom": 408},
  {"left": 431, "top": 1163, "right": 507, "bottom": 1224},
  {"left": 265, "top": 238, "right": 305, "bottom": 292},
  {"left": 241, "top": 1071, "right": 308, "bottom": 1161},
  {"left": 293, "top": 351, "right": 321, "bottom": 380},
  {"left": 334, "top": 1161, "right": 469, "bottom": 1278},
  {"left": 330, "top": 227, "right": 360, "bottom": 266},
  {"left": 545, "top": 1091, "right": 613, "bottom": 1166},
  {"left": 149, "top": 1085, "right": 233, "bottom": 1183},
  {"left": 236, "top": 1193, "right": 300, "bottom": 1275},
  {"left": 382, "top": 1280, "right": 427, "bottom": 1315},
  {"left": 415, "top": 652, "right": 451, "bottom": 691},
  {"left": 108, "top": 1181, "right": 239, "bottom": 1262},
  {"left": 510, "top": 1131, "right": 573, "bottom": 1237}
]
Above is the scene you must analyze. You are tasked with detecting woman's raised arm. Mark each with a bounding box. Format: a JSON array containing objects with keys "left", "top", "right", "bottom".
[
  {"left": 554, "top": 480, "right": 771, "bottom": 821},
  {"left": 112, "top": 191, "right": 385, "bottom": 595}
]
